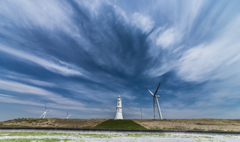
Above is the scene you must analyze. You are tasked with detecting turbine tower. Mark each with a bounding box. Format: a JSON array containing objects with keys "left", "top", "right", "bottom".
[
  {"left": 66, "top": 111, "right": 71, "bottom": 119},
  {"left": 115, "top": 96, "right": 123, "bottom": 119},
  {"left": 39, "top": 104, "right": 49, "bottom": 118},
  {"left": 148, "top": 83, "right": 163, "bottom": 119}
]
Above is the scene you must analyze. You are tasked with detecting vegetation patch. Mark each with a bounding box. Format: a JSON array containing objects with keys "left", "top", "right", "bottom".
[
  {"left": 0, "top": 132, "right": 69, "bottom": 137},
  {"left": 80, "top": 133, "right": 112, "bottom": 138},
  {"left": 181, "top": 135, "right": 199, "bottom": 139},
  {"left": 94, "top": 119, "right": 146, "bottom": 129},
  {"left": 126, "top": 133, "right": 165, "bottom": 138},
  {"left": 221, "top": 134, "right": 238, "bottom": 138},
  {"left": 0, "top": 138, "right": 69, "bottom": 142}
]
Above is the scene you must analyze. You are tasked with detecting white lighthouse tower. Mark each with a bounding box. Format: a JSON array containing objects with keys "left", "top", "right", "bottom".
[{"left": 115, "top": 96, "right": 123, "bottom": 119}]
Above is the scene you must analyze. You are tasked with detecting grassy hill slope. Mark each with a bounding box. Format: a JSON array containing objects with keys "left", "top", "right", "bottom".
[{"left": 94, "top": 119, "right": 146, "bottom": 129}]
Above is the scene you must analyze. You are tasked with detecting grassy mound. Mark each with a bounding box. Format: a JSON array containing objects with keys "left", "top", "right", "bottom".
[{"left": 94, "top": 119, "right": 146, "bottom": 129}]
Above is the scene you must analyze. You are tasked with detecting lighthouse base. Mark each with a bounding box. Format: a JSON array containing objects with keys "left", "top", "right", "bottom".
[{"left": 115, "top": 112, "right": 123, "bottom": 119}]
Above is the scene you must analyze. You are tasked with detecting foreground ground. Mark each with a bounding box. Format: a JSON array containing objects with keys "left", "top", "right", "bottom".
[
  {"left": 0, "top": 130, "right": 239, "bottom": 142},
  {"left": 1, "top": 118, "right": 240, "bottom": 131}
]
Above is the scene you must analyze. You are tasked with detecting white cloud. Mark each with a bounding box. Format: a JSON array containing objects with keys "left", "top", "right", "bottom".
[
  {"left": 156, "top": 28, "right": 183, "bottom": 49},
  {"left": 0, "top": 78, "right": 136, "bottom": 113},
  {"left": 0, "top": 0, "right": 88, "bottom": 50},
  {"left": 175, "top": 1, "right": 205, "bottom": 32},
  {"left": 0, "top": 45, "right": 83, "bottom": 76},
  {"left": 0, "top": 0, "right": 72, "bottom": 30},
  {"left": 177, "top": 16, "right": 240, "bottom": 82},
  {"left": 173, "top": 15, "right": 240, "bottom": 113},
  {"left": 0, "top": 94, "right": 42, "bottom": 106},
  {"left": 79, "top": 0, "right": 103, "bottom": 17},
  {"left": 0, "top": 94, "right": 102, "bottom": 114},
  {"left": 113, "top": 5, "right": 129, "bottom": 23},
  {"left": 147, "top": 60, "right": 176, "bottom": 77},
  {"left": 24, "top": 79, "right": 56, "bottom": 87},
  {"left": 131, "top": 13, "right": 155, "bottom": 33},
  {"left": 120, "top": 92, "right": 136, "bottom": 100},
  {"left": 147, "top": 1, "right": 240, "bottom": 80},
  {"left": 0, "top": 71, "right": 56, "bottom": 87},
  {"left": 61, "top": 81, "right": 136, "bottom": 105},
  {"left": 0, "top": 79, "right": 84, "bottom": 109},
  {"left": 0, "top": 79, "right": 50, "bottom": 96}
]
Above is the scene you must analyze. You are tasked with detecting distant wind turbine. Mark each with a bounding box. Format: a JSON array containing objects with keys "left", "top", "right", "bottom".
[
  {"left": 67, "top": 111, "right": 71, "bottom": 119},
  {"left": 39, "top": 103, "right": 49, "bottom": 118}
]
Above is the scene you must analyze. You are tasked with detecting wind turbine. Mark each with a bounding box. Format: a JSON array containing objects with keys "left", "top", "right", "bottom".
[
  {"left": 39, "top": 104, "right": 49, "bottom": 118},
  {"left": 66, "top": 111, "right": 71, "bottom": 119},
  {"left": 148, "top": 83, "right": 163, "bottom": 119}
]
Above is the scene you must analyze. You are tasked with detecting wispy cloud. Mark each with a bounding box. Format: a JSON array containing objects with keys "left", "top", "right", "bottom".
[
  {"left": 131, "top": 13, "right": 155, "bottom": 33},
  {"left": 0, "top": 0, "right": 73, "bottom": 31},
  {"left": 0, "top": 71, "right": 56, "bottom": 87},
  {"left": 156, "top": 28, "right": 183, "bottom": 49},
  {"left": 0, "top": 93, "right": 110, "bottom": 119},
  {"left": 177, "top": 16, "right": 240, "bottom": 82},
  {"left": 0, "top": 45, "right": 83, "bottom": 76},
  {"left": 0, "top": 79, "right": 84, "bottom": 109},
  {"left": 0, "top": 94, "right": 42, "bottom": 106}
]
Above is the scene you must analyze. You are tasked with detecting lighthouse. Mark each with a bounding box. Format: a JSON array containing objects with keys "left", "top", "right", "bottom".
[{"left": 115, "top": 96, "right": 123, "bottom": 119}]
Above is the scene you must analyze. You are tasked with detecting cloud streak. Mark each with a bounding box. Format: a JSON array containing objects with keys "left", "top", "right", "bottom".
[
  {"left": 0, "top": 45, "right": 83, "bottom": 76},
  {"left": 0, "top": 79, "right": 84, "bottom": 109}
]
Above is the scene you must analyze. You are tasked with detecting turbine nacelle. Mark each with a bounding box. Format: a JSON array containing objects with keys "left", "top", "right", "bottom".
[{"left": 148, "top": 89, "right": 160, "bottom": 97}]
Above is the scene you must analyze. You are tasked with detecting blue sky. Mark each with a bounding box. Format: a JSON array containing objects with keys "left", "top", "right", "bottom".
[{"left": 0, "top": 0, "right": 240, "bottom": 121}]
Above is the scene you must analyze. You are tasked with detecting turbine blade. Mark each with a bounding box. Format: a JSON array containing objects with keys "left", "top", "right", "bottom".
[
  {"left": 156, "top": 97, "right": 163, "bottom": 119},
  {"left": 154, "top": 83, "right": 161, "bottom": 96},
  {"left": 39, "top": 112, "right": 44, "bottom": 118},
  {"left": 148, "top": 89, "right": 154, "bottom": 96}
]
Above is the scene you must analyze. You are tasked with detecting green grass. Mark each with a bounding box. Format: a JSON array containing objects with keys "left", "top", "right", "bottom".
[
  {"left": 94, "top": 119, "right": 146, "bottom": 129},
  {"left": 221, "top": 134, "right": 238, "bottom": 138},
  {"left": 126, "top": 133, "right": 165, "bottom": 137},
  {"left": 0, "top": 132, "right": 68, "bottom": 137}
]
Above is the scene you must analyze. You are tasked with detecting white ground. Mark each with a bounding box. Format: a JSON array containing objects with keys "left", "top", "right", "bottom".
[{"left": 0, "top": 130, "right": 240, "bottom": 142}]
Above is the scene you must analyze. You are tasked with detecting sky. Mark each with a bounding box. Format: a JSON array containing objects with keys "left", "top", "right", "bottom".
[{"left": 0, "top": 0, "right": 240, "bottom": 121}]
